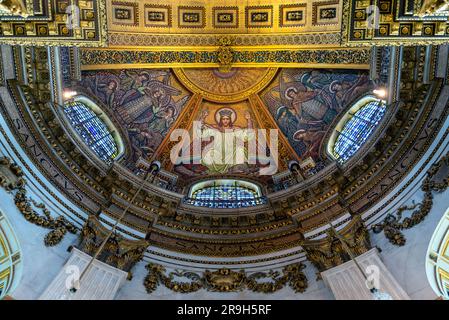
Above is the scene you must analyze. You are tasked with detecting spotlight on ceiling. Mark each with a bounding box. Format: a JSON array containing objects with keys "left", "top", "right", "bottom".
[
  {"left": 288, "top": 160, "right": 300, "bottom": 173},
  {"left": 62, "top": 90, "right": 77, "bottom": 100},
  {"left": 150, "top": 160, "right": 161, "bottom": 175},
  {"left": 373, "top": 88, "right": 387, "bottom": 99}
]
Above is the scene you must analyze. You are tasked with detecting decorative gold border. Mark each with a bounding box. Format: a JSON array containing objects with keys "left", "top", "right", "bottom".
[{"left": 173, "top": 67, "right": 277, "bottom": 103}]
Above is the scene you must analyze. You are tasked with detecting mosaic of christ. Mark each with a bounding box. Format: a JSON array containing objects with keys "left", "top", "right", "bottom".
[{"left": 174, "top": 101, "right": 273, "bottom": 178}]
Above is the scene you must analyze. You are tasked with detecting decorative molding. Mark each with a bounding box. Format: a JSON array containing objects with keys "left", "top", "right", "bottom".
[
  {"left": 107, "top": 32, "right": 342, "bottom": 48},
  {"left": 0, "top": 0, "right": 107, "bottom": 46},
  {"left": 301, "top": 215, "right": 371, "bottom": 272},
  {"left": 372, "top": 151, "right": 449, "bottom": 246},
  {"left": 0, "top": 156, "right": 77, "bottom": 246},
  {"left": 78, "top": 215, "right": 149, "bottom": 278},
  {"left": 80, "top": 48, "right": 370, "bottom": 69},
  {"left": 144, "top": 262, "right": 307, "bottom": 294}
]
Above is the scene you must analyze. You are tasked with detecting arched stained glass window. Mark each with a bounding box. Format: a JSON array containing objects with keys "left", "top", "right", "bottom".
[
  {"left": 330, "top": 96, "right": 386, "bottom": 163},
  {"left": 185, "top": 179, "right": 266, "bottom": 208},
  {"left": 64, "top": 100, "right": 119, "bottom": 163}
]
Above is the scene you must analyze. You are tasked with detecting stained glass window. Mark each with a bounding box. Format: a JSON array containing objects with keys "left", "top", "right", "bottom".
[
  {"left": 186, "top": 180, "right": 265, "bottom": 208},
  {"left": 333, "top": 99, "right": 386, "bottom": 163},
  {"left": 64, "top": 100, "right": 118, "bottom": 163}
]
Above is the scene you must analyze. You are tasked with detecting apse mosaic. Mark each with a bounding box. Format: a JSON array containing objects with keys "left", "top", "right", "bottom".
[
  {"left": 77, "top": 67, "right": 372, "bottom": 180},
  {"left": 78, "top": 69, "right": 191, "bottom": 164},
  {"left": 261, "top": 69, "right": 371, "bottom": 164},
  {"left": 173, "top": 100, "right": 274, "bottom": 179}
]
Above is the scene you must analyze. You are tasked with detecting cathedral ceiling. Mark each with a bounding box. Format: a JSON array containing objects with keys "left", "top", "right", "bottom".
[
  {"left": 1, "top": 1, "right": 449, "bottom": 49},
  {"left": 105, "top": 0, "right": 343, "bottom": 48}
]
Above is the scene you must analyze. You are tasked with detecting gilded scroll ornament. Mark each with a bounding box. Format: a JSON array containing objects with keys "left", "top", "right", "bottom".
[
  {"left": 0, "top": 156, "right": 77, "bottom": 246},
  {"left": 216, "top": 37, "right": 234, "bottom": 73},
  {"left": 78, "top": 215, "right": 150, "bottom": 278},
  {"left": 301, "top": 215, "right": 372, "bottom": 272},
  {"left": 143, "top": 262, "right": 308, "bottom": 294},
  {"left": 372, "top": 152, "right": 449, "bottom": 246}
]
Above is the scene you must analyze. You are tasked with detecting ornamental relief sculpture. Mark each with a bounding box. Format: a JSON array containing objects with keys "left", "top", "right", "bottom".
[
  {"left": 143, "top": 262, "right": 308, "bottom": 294},
  {"left": 0, "top": 156, "right": 78, "bottom": 246}
]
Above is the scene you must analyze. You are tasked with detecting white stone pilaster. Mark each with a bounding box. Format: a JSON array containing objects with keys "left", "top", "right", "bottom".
[
  {"left": 321, "top": 248, "right": 410, "bottom": 300},
  {"left": 39, "top": 248, "right": 127, "bottom": 300}
]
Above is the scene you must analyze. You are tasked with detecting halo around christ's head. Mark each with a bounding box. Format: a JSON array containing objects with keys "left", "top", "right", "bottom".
[{"left": 215, "top": 107, "right": 237, "bottom": 124}]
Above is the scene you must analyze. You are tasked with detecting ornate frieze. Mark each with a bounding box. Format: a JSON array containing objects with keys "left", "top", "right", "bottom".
[
  {"left": 0, "top": 156, "right": 77, "bottom": 246},
  {"left": 80, "top": 48, "right": 371, "bottom": 69},
  {"left": 144, "top": 262, "right": 307, "bottom": 294}
]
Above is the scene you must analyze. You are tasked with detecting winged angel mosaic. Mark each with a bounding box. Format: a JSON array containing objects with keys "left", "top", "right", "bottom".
[
  {"left": 262, "top": 69, "right": 371, "bottom": 166},
  {"left": 79, "top": 69, "right": 191, "bottom": 163}
]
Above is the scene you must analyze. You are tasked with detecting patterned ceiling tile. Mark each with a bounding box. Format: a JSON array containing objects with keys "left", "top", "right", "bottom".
[
  {"left": 312, "top": 1, "right": 339, "bottom": 26},
  {"left": 178, "top": 6, "right": 206, "bottom": 29},
  {"left": 213, "top": 6, "right": 239, "bottom": 29},
  {"left": 245, "top": 6, "right": 273, "bottom": 28},
  {"left": 144, "top": 4, "right": 172, "bottom": 28},
  {"left": 111, "top": 1, "right": 139, "bottom": 27},
  {"left": 279, "top": 3, "right": 307, "bottom": 27}
]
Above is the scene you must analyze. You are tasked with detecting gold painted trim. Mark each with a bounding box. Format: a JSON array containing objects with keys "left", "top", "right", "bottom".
[
  {"left": 0, "top": 268, "right": 10, "bottom": 280},
  {"left": 173, "top": 68, "right": 278, "bottom": 103},
  {"left": 82, "top": 63, "right": 369, "bottom": 71}
]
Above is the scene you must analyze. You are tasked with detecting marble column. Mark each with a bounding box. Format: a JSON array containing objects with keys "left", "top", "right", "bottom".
[
  {"left": 39, "top": 248, "right": 127, "bottom": 300},
  {"left": 321, "top": 248, "right": 410, "bottom": 300}
]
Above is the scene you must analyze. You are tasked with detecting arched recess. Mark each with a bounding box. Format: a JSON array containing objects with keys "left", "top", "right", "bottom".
[
  {"left": 61, "top": 95, "right": 125, "bottom": 164},
  {"left": 0, "top": 210, "right": 23, "bottom": 299},
  {"left": 426, "top": 206, "right": 449, "bottom": 299},
  {"left": 326, "top": 95, "right": 387, "bottom": 164}
]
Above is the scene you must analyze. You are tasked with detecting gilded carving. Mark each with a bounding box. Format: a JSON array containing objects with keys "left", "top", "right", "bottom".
[
  {"left": 144, "top": 262, "right": 308, "bottom": 294},
  {"left": 216, "top": 37, "right": 233, "bottom": 73},
  {"left": 0, "top": 0, "right": 107, "bottom": 46},
  {"left": 372, "top": 151, "right": 449, "bottom": 246},
  {"left": 0, "top": 0, "right": 28, "bottom": 17},
  {"left": 0, "top": 156, "right": 77, "bottom": 246},
  {"left": 301, "top": 215, "right": 371, "bottom": 272},
  {"left": 78, "top": 215, "right": 149, "bottom": 278}
]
